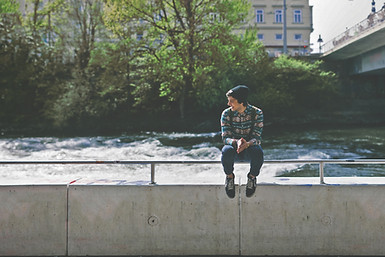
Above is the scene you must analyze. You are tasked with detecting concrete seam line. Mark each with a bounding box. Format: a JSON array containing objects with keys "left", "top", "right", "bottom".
[
  {"left": 238, "top": 177, "right": 242, "bottom": 256},
  {"left": 66, "top": 184, "right": 69, "bottom": 256}
]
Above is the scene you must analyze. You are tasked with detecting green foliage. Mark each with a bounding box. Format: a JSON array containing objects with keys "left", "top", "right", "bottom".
[
  {"left": 0, "top": 0, "right": 19, "bottom": 14},
  {"left": 0, "top": 11, "right": 60, "bottom": 123},
  {"left": 275, "top": 55, "right": 338, "bottom": 108},
  {"left": 194, "top": 29, "right": 269, "bottom": 114},
  {"left": 104, "top": 0, "right": 252, "bottom": 118},
  {"left": 257, "top": 55, "right": 339, "bottom": 116},
  {"left": 1, "top": 0, "right": 341, "bottom": 132}
]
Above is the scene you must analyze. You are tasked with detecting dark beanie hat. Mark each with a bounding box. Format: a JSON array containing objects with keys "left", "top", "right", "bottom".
[{"left": 226, "top": 85, "right": 249, "bottom": 102}]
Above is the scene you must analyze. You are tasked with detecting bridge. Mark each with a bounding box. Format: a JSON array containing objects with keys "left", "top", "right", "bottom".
[{"left": 321, "top": 9, "right": 385, "bottom": 75}]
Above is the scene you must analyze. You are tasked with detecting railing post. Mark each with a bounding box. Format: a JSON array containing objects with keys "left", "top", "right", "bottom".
[
  {"left": 150, "top": 163, "right": 156, "bottom": 184},
  {"left": 319, "top": 161, "right": 325, "bottom": 184}
]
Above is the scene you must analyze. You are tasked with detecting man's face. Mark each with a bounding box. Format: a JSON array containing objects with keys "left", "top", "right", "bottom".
[{"left": 227, "top": 96, "right": 243, "bottom": 112}]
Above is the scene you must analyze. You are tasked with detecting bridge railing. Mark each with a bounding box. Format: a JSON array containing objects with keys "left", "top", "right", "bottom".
[
  {"left": 322, "top": 8, "right": 385, "bottom": 54},
  {"left": 1, "top": 159, "right": 385, "bottom": 185}
]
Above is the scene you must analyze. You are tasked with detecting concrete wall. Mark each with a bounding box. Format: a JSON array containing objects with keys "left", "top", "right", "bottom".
[
  {"left": 2, "top": 183, "right": 385, "bottom": 256},
  {"left": 241, "top": 185, "right": 385, "bottom": 255},
  {"left": 68, "top": 185, "right": 238, "bottom": 256},
  {"left": 0, "top": 185, "right": 67, "bottom": 256}
]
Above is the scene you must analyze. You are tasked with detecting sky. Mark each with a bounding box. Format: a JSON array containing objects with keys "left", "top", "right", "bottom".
[{"left": 309, "top": 0, "right": 384, "bottom": 52}]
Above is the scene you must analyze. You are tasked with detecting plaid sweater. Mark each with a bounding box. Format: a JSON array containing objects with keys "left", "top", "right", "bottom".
[{"left": 221, "top": 104, "right": 263, "bottom": 146}]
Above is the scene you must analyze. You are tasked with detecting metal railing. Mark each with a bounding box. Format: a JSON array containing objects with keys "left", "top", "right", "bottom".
[
  {"left": 1, "top": 159, "right": 385, "bottom": 184},
  {"left": 322, "top": 8, "right": 385, "bottom": 54}
]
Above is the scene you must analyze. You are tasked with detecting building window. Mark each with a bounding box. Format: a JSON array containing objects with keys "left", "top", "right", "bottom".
[
  {"left": 209, "top": 12, "right": 220, "bottom": 22},
  {"left": 294, "top": 10, "right": 302, "bottom": 23},
  {"left": 258, "top": 34, "right": 264, "bottom": 40},
  {"left": 294, "top": 34, "right": 302, "bottom": 40},
  {"left": 275, "top": 34, "right": 283, "bottom": 40},
  {"left": 239, "top": 12, "right": 247, "bottom": 23},
  {"left": 255, "top": 9, "right": 264, "bottom": 23},
  {"left": 275, "top": 9, "right": 283, "bottom": 23}
]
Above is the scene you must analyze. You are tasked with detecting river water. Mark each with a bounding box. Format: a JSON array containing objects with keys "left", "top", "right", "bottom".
[{"left": 0, "top": 126, "right": 384, "bottom": 184}]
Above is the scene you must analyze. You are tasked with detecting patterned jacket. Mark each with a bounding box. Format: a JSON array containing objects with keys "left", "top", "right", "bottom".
[{"left": 221, "top": 104, "right": 263, "bottom": 146}]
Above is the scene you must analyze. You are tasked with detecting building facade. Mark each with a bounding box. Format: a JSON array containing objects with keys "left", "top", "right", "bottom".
[{"left": 237, "top": 0, "right": 313, "bottom": 57}]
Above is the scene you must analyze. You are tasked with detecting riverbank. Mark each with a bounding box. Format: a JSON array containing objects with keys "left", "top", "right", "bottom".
[{"left": 1, "top": 98, "right": 384, "bottom": 137}]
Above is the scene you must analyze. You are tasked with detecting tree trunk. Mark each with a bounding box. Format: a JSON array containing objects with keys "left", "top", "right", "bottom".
[{"left": 179, "top": 83, "right": 186, "bottom": 119}]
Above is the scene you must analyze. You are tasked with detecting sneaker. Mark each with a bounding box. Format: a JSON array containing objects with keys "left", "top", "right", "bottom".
[
  {"left": 225, "top": 174, "right": 235, "bottom": 198},
  {"left": 246, "top": 174, "right": 257, "bottom": 197}
]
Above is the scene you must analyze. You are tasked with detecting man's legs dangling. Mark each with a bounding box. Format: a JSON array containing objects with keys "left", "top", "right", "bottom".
[
  {"left": 221, "top": 145, "right": 236, "bottom": 198},
  {"left": 243, "top": 144, "right": 264, "bottom": 197},
  {"left": 247, "top": 144, "right": 264, "bottom": 177},
  {"left": 221, "top": 145, "right": 236, "bottom": 175}
]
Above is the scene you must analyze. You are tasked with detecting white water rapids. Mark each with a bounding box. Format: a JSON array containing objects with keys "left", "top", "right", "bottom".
[{"left": 1, "top": 127, "right": 384, "bottom": 184}]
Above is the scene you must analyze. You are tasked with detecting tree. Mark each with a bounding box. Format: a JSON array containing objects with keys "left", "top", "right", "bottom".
[
  {"left": 0, "top": 0, "right": 58, "bottom": 125},
  {"left": 59, "top": 0, "right": 105, "bottom": 70},
  {"left": 257, "top": 55, "right": 338, "bottom": 117},
  {"left": 104, "top": 0, "right": 252, "bottom": 119},
  {"left": 47, "top": 0, "right": 112, "bottom": 127},
  {"left": 192, "top": 27, "right": 269, "bottom": 114}
]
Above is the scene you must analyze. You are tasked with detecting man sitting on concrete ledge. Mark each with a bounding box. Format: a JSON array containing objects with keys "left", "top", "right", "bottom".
[{"left": 220, "top": 85, "right": 264, "bottom": 198}]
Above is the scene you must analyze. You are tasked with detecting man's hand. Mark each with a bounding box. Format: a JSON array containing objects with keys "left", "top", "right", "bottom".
[{"left": 237, "top": 138, "right": 249, "bottom": 153}]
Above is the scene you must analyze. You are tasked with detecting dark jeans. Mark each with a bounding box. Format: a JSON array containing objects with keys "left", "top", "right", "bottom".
[{"left": 221, "top": 144, "right": 264, "bottom": 177}]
